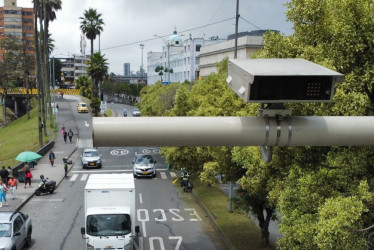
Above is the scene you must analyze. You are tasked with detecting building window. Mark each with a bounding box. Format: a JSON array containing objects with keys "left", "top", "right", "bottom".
[
  {"left": 5, "top": 10, "right": 22, "bottom": 15},
  {"left": 23, "top": 12, "right": 33, "bottom": 16},
  {"left": 196, "top": 44, "right": 201, "bottom": 52},
  {"left": 5, "top": 17, "right": 22, "bottom": 22},
  {"left": 5, "top": 25, "right": 22, "bottom": 29},
  {"left": 23, "top": 18, "right": 33, "bottom": 23}
]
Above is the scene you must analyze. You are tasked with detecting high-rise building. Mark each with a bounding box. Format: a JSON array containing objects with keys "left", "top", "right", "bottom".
[
  {"left": 0, "top": 0, "right": 35, "bottom": 58},
  {"left": 124, "top": 63, "right": 130, "bottom": 76}
]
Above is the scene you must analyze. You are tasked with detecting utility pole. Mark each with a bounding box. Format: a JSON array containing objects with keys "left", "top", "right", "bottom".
[
  {"left": 140, "top": 44, "right": 144, "bottom": 78},
  {"left": 234, "top": 0, "right": 240, "bottom": 59}
]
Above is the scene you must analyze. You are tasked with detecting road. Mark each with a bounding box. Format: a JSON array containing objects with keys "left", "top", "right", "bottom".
[{"left": 20, "top": 96, "right": 227, "bottom": 250}]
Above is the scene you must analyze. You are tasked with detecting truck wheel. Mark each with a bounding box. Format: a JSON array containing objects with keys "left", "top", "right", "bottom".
[
  {"left": 35, "top": 190, "right": 41, "bottom": 196},
  {"left": 25, "top": 230, "right": 32, "bottom": 247}
]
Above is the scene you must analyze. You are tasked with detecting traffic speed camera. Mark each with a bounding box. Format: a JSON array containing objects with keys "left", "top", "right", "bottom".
[{"left": 227, "top": 59, "right": 344, "bottom": 103}]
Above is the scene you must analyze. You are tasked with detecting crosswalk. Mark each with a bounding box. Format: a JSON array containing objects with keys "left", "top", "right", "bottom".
[{"left": 68, "top": 171, "right": 177, "bottom": 182}]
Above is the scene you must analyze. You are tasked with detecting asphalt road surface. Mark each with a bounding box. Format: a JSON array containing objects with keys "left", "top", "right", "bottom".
[{"left": 20, "top": 96, "right": 227, "bottom": 250}]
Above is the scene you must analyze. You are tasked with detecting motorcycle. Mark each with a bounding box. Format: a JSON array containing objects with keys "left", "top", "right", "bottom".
[
  {"left": 35, "top": 175, "right": 56, "bottom": 196},
  {"left": 182, "top": 180, "right": 193, "bottom": 192}
]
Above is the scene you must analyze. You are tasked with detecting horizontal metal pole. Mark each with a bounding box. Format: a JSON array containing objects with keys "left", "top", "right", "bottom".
[{"left": 92, "top": 117, "right": 374, "bottom": 147}]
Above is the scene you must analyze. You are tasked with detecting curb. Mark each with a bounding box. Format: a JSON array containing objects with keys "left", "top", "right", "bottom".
[{"left": 191, "top": 190, "right": 234, "bottom": 250}]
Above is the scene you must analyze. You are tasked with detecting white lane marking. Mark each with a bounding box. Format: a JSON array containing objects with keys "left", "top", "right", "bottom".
[
  {"left": 170, "top": 172, "right": 176, "bottom": 178},
  {"left": 70, "top": 174, "right": 78, "bottom": 181},
  {"left": 85, "top": 121, "right": 89, "bottom": 127},
  {"left": 139, "top": 193, "right": 143, "bottom": 204},
  {"left": 71, "top": 169, "right": 132, "bottom": 173},
  {"left": 160, "top": 172, "right": 167, "bottom": 179},
  {"left": 81, "top": 174, "right": 88, "bottom": 181}
]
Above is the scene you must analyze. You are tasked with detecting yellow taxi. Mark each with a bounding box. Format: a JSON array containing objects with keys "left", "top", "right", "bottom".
[{"left": 77, "top": 102, "right": 89, "bottom": 113}]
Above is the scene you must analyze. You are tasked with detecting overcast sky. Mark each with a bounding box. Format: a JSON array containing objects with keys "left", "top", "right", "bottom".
[{"left": 5, "top": 0, "right": 293, "bottom": 75}]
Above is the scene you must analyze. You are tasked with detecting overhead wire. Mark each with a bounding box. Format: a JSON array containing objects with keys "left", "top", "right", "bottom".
[
  {"left": 240, "top": 16, "right": 262, "bottom": 30},
  {"left": 100, "top": 17, "right": 236, "bottom": 51}
]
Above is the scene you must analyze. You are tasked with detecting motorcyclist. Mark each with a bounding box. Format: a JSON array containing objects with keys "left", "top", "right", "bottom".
[{"left": 181, "top": 171, "right": 190, "bottom": 187}]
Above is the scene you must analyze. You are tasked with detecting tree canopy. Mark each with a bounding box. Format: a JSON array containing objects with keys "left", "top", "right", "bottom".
[{"left": 138, "top": 0, "right": 374, "bottom": 247}]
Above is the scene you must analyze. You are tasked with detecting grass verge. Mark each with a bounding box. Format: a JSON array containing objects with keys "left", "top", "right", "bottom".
[
  {"left": 0, "top": 101, "right": 53, "bottom": 167},
  {"left": 193, "top": 180, "right": 276, "bottom": 250}
]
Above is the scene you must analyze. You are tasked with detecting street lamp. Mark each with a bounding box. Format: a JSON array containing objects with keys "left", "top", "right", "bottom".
[{"left": 154, "top": 35, "right": 171, "bottom": 83}]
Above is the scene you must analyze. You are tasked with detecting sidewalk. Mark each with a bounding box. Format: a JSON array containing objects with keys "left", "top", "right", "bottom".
[{"left": 1, "top": 97, "right": 79, "bottom": 211}]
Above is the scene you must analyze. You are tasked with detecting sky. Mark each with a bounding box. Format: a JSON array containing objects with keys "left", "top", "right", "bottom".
[{"left": 4, "top": 0, "right": 293, "bottom": 75}]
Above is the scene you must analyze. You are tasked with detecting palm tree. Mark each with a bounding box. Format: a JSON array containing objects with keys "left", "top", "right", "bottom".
[
  {"left": 87, "top": 52, "right": 108, "bottom": 99},
  {"left": 80, "top": 8, "right": 104, "bottom": 56}
]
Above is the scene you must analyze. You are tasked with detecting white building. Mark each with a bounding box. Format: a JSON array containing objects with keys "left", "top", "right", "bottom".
[
  {"left": 147, "top": 31, "right": 224, "bottom": 85},
  {"left": 199, "top": 30, "right": 275, "bottom": 77}
]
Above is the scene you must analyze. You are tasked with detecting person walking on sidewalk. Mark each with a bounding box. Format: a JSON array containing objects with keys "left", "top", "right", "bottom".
[
  {"left": 0, "top": 180, "right": 9, "bottom": 207},
  {"left": 63, "top": 130, "right": 67, "bottom": 143},
  {"left": 49, "top": 151, "right": 56, "bottom": 167},
  {"left": 7, "top": 176, "right": 17, "bottom": 200},
  {"left": 24, "top": 168, "right": 32, "bottom": 188},
  {"left": 68, "top": 129, "right": 74, "bottom": 143}
]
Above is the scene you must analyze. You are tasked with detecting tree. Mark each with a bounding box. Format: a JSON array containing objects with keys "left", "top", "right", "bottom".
[
  {"left": 237, "top": 0, "right": 374, "bottom": 248},
  {"left": 0, "top": 35, "right": 24, "bottom": 125},
  {"left": 86, "top": 52, "right": 108, "bottom": 102},
  {"left": 74, "top": 75, "right": 91, "bottom": 99},
  {"left": 155, "top": 65, "right": 173, "bottom": 82},
  {"left": 80, "top": 8, "right": 104, "bottom": 56},
  {"left": 90, "top": 97, "right": 101, "bottom": 117}
]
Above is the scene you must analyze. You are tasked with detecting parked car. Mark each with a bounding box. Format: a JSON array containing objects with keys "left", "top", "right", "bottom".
[
  {"left": 77, "top": 102, "right": 89, "bottom": 113},
  {"left": 0, "top": 211, "right": 32, "bottom": 250},
  {"left": 123, "top": 109, "right": 127, "bottom": 117},
  {"left": 133, "top": 154, "right": 157, "bottom": 178},
  {"left": 81, "top": 148, "right": 102, "bottom": 169},
  {"left": 132, "top": 108, "right": 141, "bottom": 117}
]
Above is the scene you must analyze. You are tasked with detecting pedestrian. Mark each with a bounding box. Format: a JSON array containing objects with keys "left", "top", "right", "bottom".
[
  {"left": 7, "top": 176, "right": 17, "bottom": 200},
  {"left": 24, "top": 167, "right": 32, "bottom": 188},
  {"left": 68, "top": 129, "right": 74, "bottom": 143},
  {"left": 0, "top": 166, "right": 9, "bottom": 184},
  {"left": 63, "top": 130, "right": 67, "bottom": 143},
  {"left": 0, "top": 180, "right": 8, "bottom": 207},
  {"left": 29, "top": 161, "right": 35, "bottom": 169},
  {"left": 6, "top": 166, "right": 12, "bottom": 184},
  {"left": 49, "top": 151, "right": 56, "bottom": 167},
  {"left": 61, "top": 124, "right": 65, "bottom": 134}
]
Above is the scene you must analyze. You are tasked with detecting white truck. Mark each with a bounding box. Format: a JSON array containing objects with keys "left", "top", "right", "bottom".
[{"left": 81, "top": 174, "right": 139, "bottom": 250}]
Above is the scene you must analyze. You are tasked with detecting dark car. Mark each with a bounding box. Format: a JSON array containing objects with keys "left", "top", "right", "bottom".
[
  {"left": 132, "top": 154, "right": 157, "bottom": 178},
  {"left": 81, "top": 148, "right": 102, "bottom": 169}
]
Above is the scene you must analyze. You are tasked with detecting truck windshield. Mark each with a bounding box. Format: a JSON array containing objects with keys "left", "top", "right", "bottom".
[
  {"left": 86, "top": 214, "right": 131, "bottom": 236},
  {"left": 0, "top": 223, "right": 11, "bottom": 237}
]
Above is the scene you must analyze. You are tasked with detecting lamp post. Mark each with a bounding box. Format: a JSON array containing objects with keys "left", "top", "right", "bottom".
[{"left": 154, "top": 35, "right": 170, "bottom": 83}]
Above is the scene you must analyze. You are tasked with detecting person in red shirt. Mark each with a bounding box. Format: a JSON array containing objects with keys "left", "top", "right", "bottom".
[{"left": 8, "top": 176, "right": 17, "bottom": 200}]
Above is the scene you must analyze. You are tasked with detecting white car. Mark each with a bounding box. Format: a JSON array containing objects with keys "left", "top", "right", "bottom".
[
  {"left": 0, "top": 211, "right": 32, "bottom": 250},
  {"left": 133, "top": 154, "right": 156, "bottom": 178},
  {"left": 132, "top": 108, "right": 141, "bottom": 117},
  {"left": 81, "top": 148, "right": 102, "bottom": 169}
]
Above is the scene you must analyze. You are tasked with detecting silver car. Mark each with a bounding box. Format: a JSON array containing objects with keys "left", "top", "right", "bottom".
[
  {"left": 0, "top": 211, "right": 32, "bottom": 250},
  {"left": 81, "top": 148, "right": 102, "bottom": 169},
  {"left": 133, "top": 154, "right": 156, "bottom": 178},
  {"left": 132, "top": 108, "right": 141, "bottom": 117}
]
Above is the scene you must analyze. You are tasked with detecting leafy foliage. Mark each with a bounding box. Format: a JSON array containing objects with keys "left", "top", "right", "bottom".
[{"left": 74, "top": 75, "right": 91, "bottom": 99}]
